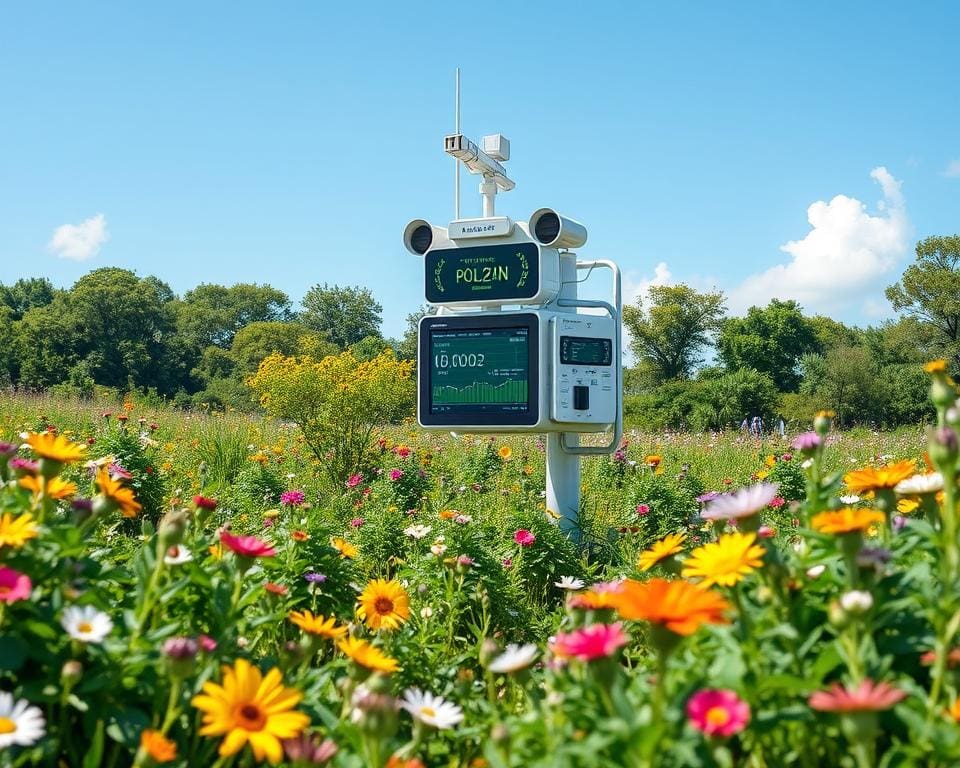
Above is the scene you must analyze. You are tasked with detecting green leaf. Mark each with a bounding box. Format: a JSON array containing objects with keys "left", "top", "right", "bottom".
[
  {"left": 82, "top": 720, "right": 105, "bottom": 768},
  {"left": 106, "top": 707, "right": 150, "bottom": 747},
  {"left": 0, "top": 635, "right": 27, "bottom": 671}
]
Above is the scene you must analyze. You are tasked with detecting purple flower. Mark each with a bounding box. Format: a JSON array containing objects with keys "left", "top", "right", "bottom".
[
  {"left": 9, "top": 457, "right": 39, "bottom": 476},
  {"left": 791, "top": 432, "right": 822, "bottom": 452},
  {"left": 109, "top": 462, "right": 132, "bottom": 480},
  {"left": 71, "top": 498, "right": 94, "bottom": 513},
  {"left": 304, "top": 571, "right": 327, "bottom": 584},
  {"left": 283, "top": 733, "right": 338, "bottom": 765},
  {"left": 0, "top": 442, "right": 16, "bottom": 458},
  {"left": 281, "top": 490, "right": 306, "bottom": 506},
  {"left": 163, "top": 636, "right": 199, "bottom": 659},
  {"left": 892, "top": 515, "right": 908, "bottom": 533},
  {"left": 457, "top": 555, "right": 475, "bottom": 568},
  {"left": 696, "top": 491, "right": 719, "bottom": 504}
]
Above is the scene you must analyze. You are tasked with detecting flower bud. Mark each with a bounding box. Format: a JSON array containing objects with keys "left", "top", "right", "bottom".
[
  {"left": 929, "top": 426, "right": 960, "bottom": 469},
  {"left": 158, "top": 509, "right": 189, "bottom": 548},
  {"left": 839, "top": 590, "right": 874, "bottom": 615},
  {"left": 163, "top": 636, "right": 198, "bottom": 678},
  {"left": 61, "top": 660, "right": 83, "bottom": 685},
  {"left": 479, "top": 638, "right": 499, "bottom": 667},
  {"left": 827, "top": 600, "right": 850, "bottom": 628},
  {"left": 814, "top": 410, "right": 834, "bottom": 437}
]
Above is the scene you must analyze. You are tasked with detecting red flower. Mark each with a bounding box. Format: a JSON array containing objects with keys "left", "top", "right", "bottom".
[
  {"left": 550, "top": 623, "right": 629, "bottom": 661},
  {"left": 219, "top": 531, "right": 276, "bottom": 559},
  {"left": 809, "top": 679, "right": 906, "bottom": 713},
  {"left": 264, "top": 582, "right": 288, "bottom": 596},
  {"left": 514, "top": 529, "right": 536, "bottom": 547},
  {"left": 193, "top": 495, "right": 217, "bottom": 511}
]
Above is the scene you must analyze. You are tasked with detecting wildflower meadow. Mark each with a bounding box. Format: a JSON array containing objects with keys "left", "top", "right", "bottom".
[{"left": 2, "top": 363, "right": 960, "bottom": 766}]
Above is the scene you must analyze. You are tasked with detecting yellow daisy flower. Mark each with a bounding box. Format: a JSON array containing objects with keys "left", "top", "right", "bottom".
[
  {"left": 338, "top": 636, "right": 400, "bottom": 674},
  {"left": 24, "top": 432, "right": 87, "bottom": 464},
  {"left": 682, "top": 532, "right": 765, "bottom": 588},
  {"left": 0, "top": 512, "right": 39, "bottom": 548},
  {"left": 638, "top": 532, "right": 687, "bottom": 572},
  {"left": 356, "top": 579, "right": 410, "bottom": 631},
  {"left": 288, "top": 610, "right": 348, "bottom": 639}
]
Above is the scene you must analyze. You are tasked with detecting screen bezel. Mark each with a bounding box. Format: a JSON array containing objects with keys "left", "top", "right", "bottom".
[
  {"left": 419, "top": 313, "right": 539, "bottom": 427},
  {"left": 559, "top": 335, "right": 613, "bottom": 366}
]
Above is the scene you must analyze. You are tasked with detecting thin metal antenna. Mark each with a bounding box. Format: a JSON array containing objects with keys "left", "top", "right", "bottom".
[{"left": 454, "top": 67, "right": 461, "bottom": 219}]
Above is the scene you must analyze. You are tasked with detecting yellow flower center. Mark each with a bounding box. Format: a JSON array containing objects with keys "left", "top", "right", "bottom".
[
  {"left": 375, "top": 597, "right": 395, "bottom": 615},
  {"left": 235, "top": 703, "right": 266, "bottom": 731},
  {"left": 420, "top": 706, "right": 436, "bottom": 718},
  {"left": 706, "top": 706, "right": 730, "bottom": 727},
  {"left": 78, "top": 621, "right": 93, "bottom": 634},
  {"left": 0, "top": 717, "right": 15, "bottom": 734}
]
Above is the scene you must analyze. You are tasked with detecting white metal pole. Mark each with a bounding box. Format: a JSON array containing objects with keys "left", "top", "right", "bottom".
[
  {"left": 454, "top": 68, "right": 461, "bottom": 220},
  {"left": 546, "top": 251, "right": 581, "bottom": 538}
]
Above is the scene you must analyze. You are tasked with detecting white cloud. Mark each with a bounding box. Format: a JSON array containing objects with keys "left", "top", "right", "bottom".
[
  {"left": 729, "top": 167, "right": 910, "bottom": 316},
  {"left": 48, "top": 213, "right": 109, "bottom": 261},
  {"left": 942, "top": 160, "right": 960, "bottom": 178},
  {"left": 623, "top": 261, "right": 672, "bottom": 306}
]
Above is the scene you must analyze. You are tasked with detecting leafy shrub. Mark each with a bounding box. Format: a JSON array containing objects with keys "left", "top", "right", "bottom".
[
  {"left": 767, "top": 453, "right": 805, "bottom": 501},
  {"left": 95, "top": 423, "right": 166, "bottom": 521},
  {"left": 629, "top": 471, "right": 699, "bottom": 548}
]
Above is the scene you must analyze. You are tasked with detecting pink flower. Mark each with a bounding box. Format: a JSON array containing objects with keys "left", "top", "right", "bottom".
[
  {"left": 346, "top": 474, "right": 363, "bottom": 489},
  {"left": 769, "top": 496, "right": 785, "bottom": 509},
  {"left": 758, "top": 525, "right": 776, "bottom": 538},
  {"left": 281, "top": 490, "right": 306, "bottom": 506},
  {"left": 0, "top": 566, "right": 31, "bottom": 603},
  {"left": 808, "top": 679, "right": 906, "bottom": 713},
  {"left": 687, "top": 689, "right": 750, "bottom": 737},
  {"left": 219, "top": 531, "right": 276, "bottom": 559},
  {"left": 393, "top": 446, "right": 411, "bottom": 458},
  {"left": 791, "top": 432, "right": 822, "bottom": 453},
  {"left": 198, "top": 634, "right": 218, "bottom": 652},
  {"left": 349, "top": 517, "right": 365, "bottom": 528},
  {"left": 550, "top": 623, "right": 629, "bottom": 661},
  {"left": 514, "top": 529, "right": 536, "bottom": 547},
  {"left": 193, "top": 495, "right": 217, "bottom": 511},
  {"left": 389, "top": 469, "right": 404, "bottom": 482},
  {"left": 635, "top": 504, "right": 650, "bottom": 516},
  {"left": 502, "top": 557, "right": 513, "bottom": 569}
]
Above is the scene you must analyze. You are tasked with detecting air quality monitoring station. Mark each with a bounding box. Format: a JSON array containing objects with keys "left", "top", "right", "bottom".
[{"left": 403, "top": 71, "right": 623, "bottom": 535}]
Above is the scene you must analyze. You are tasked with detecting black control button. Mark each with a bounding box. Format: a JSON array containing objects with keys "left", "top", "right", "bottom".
[{"left": 573, "top": 385, "right": 589, "bottom": 411}]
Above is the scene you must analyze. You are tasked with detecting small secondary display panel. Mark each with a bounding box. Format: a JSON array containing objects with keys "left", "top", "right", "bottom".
[
  {"left": 560, "top": 336, "right": 613, "bottom": 366},
  {"left": 419, "top": 313, "right": 539, "bottom": 427},
  {"left": 425, "top": 243, "right": 540, "bottom": 304}
]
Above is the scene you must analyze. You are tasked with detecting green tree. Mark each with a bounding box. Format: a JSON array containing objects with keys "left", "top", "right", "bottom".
[
  {"left": 176, "top": 283, "right": 291, "bottom": 350},
  {"left": 808, "top": 315, "right": 861, "bottom": 352},
  {"left": 886, "top": 235, "right": 960, "bottom": 362},
  {"left": 230, "top": 321, "right": 336, "bottom": 377},
  {"left": 799, "top": 346, "right": 881, "bottom": 427},
  {"left": 692, "top": 368, "right": 780, "bottom": 430},
  {"left": 622, "top": 284, "right": 726, "bottom": 382},
  {"left": 300, "top": 283, "right": 382, "bottom": 348},
  {"left": 396, "top": 305, "right": 437, "bottom": 364},
  {"left": 718, "top": 299, "right": 821, "bottom": 391},
  {"left": 0, "top": 277, "right": 58, "bottom": 320},
  {"left": 0, "top": 307, "right": 16, "bottom": 384}
]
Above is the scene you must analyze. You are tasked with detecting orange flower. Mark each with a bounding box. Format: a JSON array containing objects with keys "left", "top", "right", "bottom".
[
  {"left": 140, "top": 729, "right": 177, "bottom": 763},
  {"left": 610, "top": 578, "right": 730, "bottom": 636},
  {"left": 95, "top": 468, "right": 142, "bottom": 518},
  {"left": 439, "top": 510, "right": 456, "bottom": 520},
  {"left": 331, "top": 537, "right": 358, "bottom": 559},
  {"left": 291, "top": 530, "right": 309, "bottom": 542},
  {"left": 844, "top": 460, "right": 916, "bottom": 495},
  {"left": 19, "top": 475, "right": 78, "bottom": 500},
  {"left": 568, "top": 581, "right": 625, "bottom": 610},
  {"left": 811, "top": 508, "right": 885, "bottom": 535},
  {"left": 924, "top": 359, "right": 948, "bottom": 373}
]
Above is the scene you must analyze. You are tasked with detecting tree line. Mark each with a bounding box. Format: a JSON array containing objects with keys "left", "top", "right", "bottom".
[
  {"left": 622, "top": 235, "right": 960, "bottom": 430},
  {"left": 1, "top": 234, "right": 957, "bottom": 428}
]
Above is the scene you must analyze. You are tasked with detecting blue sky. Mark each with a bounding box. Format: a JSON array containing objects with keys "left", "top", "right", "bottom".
[{"left": 2, "top": 1, "right": 958, "bottom": 338}]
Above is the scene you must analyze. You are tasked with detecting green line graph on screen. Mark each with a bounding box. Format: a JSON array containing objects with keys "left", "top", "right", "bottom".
[{"left": 430, "top": 327, "right": 529, "bottom": 407}]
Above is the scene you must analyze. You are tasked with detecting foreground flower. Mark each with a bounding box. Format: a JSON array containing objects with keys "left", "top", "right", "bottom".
[
  {"left": 514, "top": 529, "right": 536, "bottom": 547},
  {"left": 612, "top": 578, "right": 730, "bottom": 636},
  {"left": 192, "top": 658, "right": 309, "bottom": 764},
  {"left": 331, "top": 537, "right": 358, "bottom": 559},
  {"left": 139, "top": 728, "right": 177, "bottom": 763},
  {"left": 193, "top": 495, "right": 217, "bottom": 511},
  {"left": 164, "top": 545, "right": 194, "bottom": 566},
  {"left": 550, "top": 623, "right": 629, "bottom": 661},
  {"left": 682, "top": 532, "right": 765, "bottom": 588},
  {"left": 686, "top": 689, "right": 750, "bottom": 737},
  {"left": 0, "top": 566, "right": 31, "bottom": 603},
  {"left": 638, "top": 532, "right": 687, "bottom": 572},
  {"left": 94, "top": 467, "right": 142, "bottom": 518},
  {"left": 701, "top": 483, "right": 779, "bottom": 521},
  {"left": 400, "top": 689, "right": 464, "bottom": 729},
  {"left": 554, "top": 576, "right": 585, "bottom": 590},
  {"left": 24, "top": 431, "right": 87, "bottom": 465},
  {"left": 19, "top": 475, "right": 78, "bottom": 499},
  {"left": 289, "top": 610, "right": 348, "bottom": 640},
  {"left": 283, "top": 733, "right": 338, "bottom": 765},
  {"left": 62, "top": 605, "right": 113, "bottom": 643},
  {"left": 894, "top": 472, "right": 944, "bottom": 496},
  {"left": 0, "top": 512, "right": 39, "bottom": 549},
  {"left": 844, "top": 460, "right": 916, "bottom": 495},
  {"left": 808, "top": 679, "right": 906, "bottom": 712},
  {"left": 338, "top": 637, "right": 400, "bottom": 674},
  {"left": 811, "top": 508, "right": 885, "bottom": 535},
  {"left": 220, "top": 530, "right": 276, "bottom": 559},
  {"left": 569, "top": 580, "right": 626, "bottom": 610},
  {"left": 357, "top": 579, "right": 410, "bottom": 631},
  {"left": 0, "top": 691, "right": 45, "bottom": 748},
  {"left": 488, "top": 643, "right": 539, "bottom": 673}
]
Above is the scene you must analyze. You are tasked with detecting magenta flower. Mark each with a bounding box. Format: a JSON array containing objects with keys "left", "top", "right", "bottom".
[
  {"left": 687, "top": 689, "right": 750, "bottom": 737},
  {"left": 791, "top": 432, "right": 822, "bottom": 453},
  {"left": 550, "top": 623, "right": 629, "bottom": 661},
  {"left": 389, "top": 469, "right": 404, "bottom": 482},
  {"left": 219, "top": 531, "right": 276, "bottom": 558},
  {"left": 635, "top": 504, "right": 650, "bottom": 516},
  {"left": 0, "top": 566, "right": 31, "bottom": 603},
  {"left": 281, "top": 490, "right": 306, "bottom": 506},
  {"left": 198, "top": 634, "right": 218, "bottom": 652},
  {"left": 808, "top": 679, "right": 906, "bottom": 713},
  {"left": 346, "top": 473, "right": 363, "bottom": 489},
  {"left": 514, "top": 529, "right": 536, "bottom": 547},
  {"left": 349, "top": 517, "right": 365, "bottom": 528}
]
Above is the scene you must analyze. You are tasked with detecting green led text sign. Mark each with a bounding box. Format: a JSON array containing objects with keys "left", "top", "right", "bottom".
[{"left": 425, "top": 243, "right": 539, "bottom": 304}]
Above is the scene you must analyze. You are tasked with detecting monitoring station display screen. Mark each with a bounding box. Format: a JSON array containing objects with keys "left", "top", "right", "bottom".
[
  {"left": 560, "top": 336, "right": 613, "bottom": 366},
  {"left": 419, "top": 314, "right": 539, "bottom": 427}
]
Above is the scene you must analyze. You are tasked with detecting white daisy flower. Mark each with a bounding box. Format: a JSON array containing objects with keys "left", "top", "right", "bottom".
[
  {"left": 553, "top": 576, "right": 585, "bottom": 591},
  {"left": 488, "top": 643, "right": 539, "bottom": 674},
  {"left": 839, "top": 495, "right": 861, "bottom": 505},
  {"left": 400, "top": 688, "right": 464, "bottom": 729},
  {"left": 0, "top": 692, "right": 45, "bottom": 748},
  {"left": 806, "top": 564, "right": 826, "bottom": 579},
  {"left": 701, "top": 483, "right": 780, "bottom": 521},
  {"left": 61, "top": 605, "right": 113, "bottom": 644},
  {"left": 894, "top": 472, "right": 943, "bottom": 496},
  {"left": 430, "top": 541, "right": 448, "bottom": 557},
  {"left": 163, "top": 545, "right": 194, "bottom": 566},
  {"left": 840, "top": 590, "right": 873, "bottom": 615},
  {"left": 404, "top": 524, "right": 432, "bottom": 540}
]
